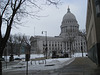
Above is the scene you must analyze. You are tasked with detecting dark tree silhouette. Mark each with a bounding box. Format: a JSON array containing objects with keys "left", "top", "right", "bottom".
[
  {"left": 8, "top": 35, "right": 15, "bottom": 61},
  {"left": 78, "top": 29, "right": 87, "bottom": 57},
  {"left": 0, "top": 0, "right": 61, "bottom": 75}
]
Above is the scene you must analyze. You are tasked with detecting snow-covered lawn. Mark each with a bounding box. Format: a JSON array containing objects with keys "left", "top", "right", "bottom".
[
  {"left": 72, "top": 53, "right": 87, "bottom": 57},
  {"left": 3, "top": 53, "right": 87, "bottom": 71},
  {"left": 3, "top": 54, "right": 44, "bottom": 62},
  {"left": 3, "top": 54, "right": 75, "bottom": 71},
  {"left": 10, "top": 58, "right": 74, "bottom": 71},
  {"left": 3, "top": 53, "right": 87, "bottom": 61}
]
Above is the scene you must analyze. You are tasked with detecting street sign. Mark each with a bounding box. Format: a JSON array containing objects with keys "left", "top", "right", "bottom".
[{"left": 25, "top": 54, "right": 30, "bottom": 61}]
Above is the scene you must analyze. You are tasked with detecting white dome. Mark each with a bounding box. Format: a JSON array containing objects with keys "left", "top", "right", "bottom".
[
  {"left": 63, "top": 12, "right": 76, "bottom": 20},
  {"left": 60, "top": 7, "right": 79, "bottom": 37},
  {"left": 63, "top": 8, "right": 76, "bottom": 20}
]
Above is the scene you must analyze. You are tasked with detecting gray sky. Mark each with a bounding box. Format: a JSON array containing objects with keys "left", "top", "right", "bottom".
[{"left": 11, "top": 0, "right": 87, "bottom": 37}]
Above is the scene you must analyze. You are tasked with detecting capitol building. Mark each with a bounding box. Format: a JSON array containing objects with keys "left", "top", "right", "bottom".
[{"left": 30, "top": 7, "right": 87, "bottom": 56}]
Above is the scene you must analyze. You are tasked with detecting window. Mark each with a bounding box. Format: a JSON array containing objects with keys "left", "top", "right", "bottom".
[
  {"left": 96, "top": 5, "right": 100, "bottom": 17},
  {"left": 95, "top": 0, "right": 100, "bottom": 17}
]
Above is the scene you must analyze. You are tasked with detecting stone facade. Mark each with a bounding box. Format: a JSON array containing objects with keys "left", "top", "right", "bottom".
[
  {"left": 30, "top": 7, "right": 87, "bottom": 55},
  {"left": 86, "top": 0, "right": 100, "bottom": 65}
]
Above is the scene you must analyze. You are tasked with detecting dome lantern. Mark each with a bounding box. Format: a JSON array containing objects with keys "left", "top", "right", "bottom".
[
  {"left": 67, "top": 6, "right": 70, "bottom": 13},
  {"left": 63, "top": 7, "right": 76, "bottom": 20}
]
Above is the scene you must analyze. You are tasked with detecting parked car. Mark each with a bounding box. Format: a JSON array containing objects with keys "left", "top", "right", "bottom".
[
  {"left": 14, "top": 58, "right": 21, "bottom": 60},
  {"left": 1, "top": 58, "right": 5, "bottom": 61}
]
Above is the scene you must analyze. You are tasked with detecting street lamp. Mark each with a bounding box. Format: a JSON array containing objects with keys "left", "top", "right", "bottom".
[{"left": 42, "top": 31, "right": 48, "bottom": 59}]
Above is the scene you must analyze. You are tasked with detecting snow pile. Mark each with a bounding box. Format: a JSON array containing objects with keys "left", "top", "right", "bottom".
[{"left": 73, "top": 53, "right": 87, "bottom": 57}]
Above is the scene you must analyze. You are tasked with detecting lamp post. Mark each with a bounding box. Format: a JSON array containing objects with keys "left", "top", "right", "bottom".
[{"left": 42, "top": 31, "right": 48, "bottom": 59}]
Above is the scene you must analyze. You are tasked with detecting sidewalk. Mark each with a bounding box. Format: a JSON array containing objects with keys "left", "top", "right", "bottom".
[{"left": 57, "top": 57, "right": 100, "bottom": 75}]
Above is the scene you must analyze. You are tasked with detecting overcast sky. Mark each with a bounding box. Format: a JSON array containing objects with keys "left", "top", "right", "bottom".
[{"left": 11, "top": 0, "right": 87, "bottom": 37}]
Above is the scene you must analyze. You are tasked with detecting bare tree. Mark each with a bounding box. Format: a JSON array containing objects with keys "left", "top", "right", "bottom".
[
  {"left": 66, "top": 30, "right": 76, "bottom": 57},
  {"left": 78, "top": 29, "right": 87, "bottom": 57},
  {"left": 23, "top": 35, "right": 31, "bottom": 53},
  {"left": 14, "top": 34, "right": 24, "bottom": 56},
  {"left": 79, "top": 29, "right": 86, "bottom": 40},
  {"left": 0, "top": 0, "right": 61, "bottom": 75},
  {"left": 7, "top": 34, "right": 30, "bottom": 56},
  {"left": 5, "top": 34, "right": 24, "bottom": 61},
  {"left": 8, "top": 35, "right": 15, "bottom": 61},
  {"left": 68, "top": 36, "right": 75, "bottom": 57}
]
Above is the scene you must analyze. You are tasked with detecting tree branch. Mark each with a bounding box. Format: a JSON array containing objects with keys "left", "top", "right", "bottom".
[
  {"left": 47, "top": 0, "right": 61, "bottom": 5},
  {"left": 3, "top": 0, "right": 24, "bottom": 46},
  {"left": 21, "top": 0, "right": 26, "bottom": 4},
  {"left": 2, "top": 18, "right": 9, "bottom": 25},
  {"left": 2, "top": 0, "right": 10, "bottom": 16},
  {"left": 14, "top": 0, "right": 17, "bottom": 10},
  {"left": 0, "top": 15, "right": 2, "bottom": 39},
  {"left": 11, "top": 0, "right": 14, "bottom": 10},
  {"left": 28, "top": 0, "right": 42, "bottom": 10}
]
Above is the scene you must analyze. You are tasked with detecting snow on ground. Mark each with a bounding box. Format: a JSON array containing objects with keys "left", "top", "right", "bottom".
[
  {"left": 5, "top": 58, "right": 74, "bottom": 71},
  {"left": 3, "top": 53, "right": 87, "bottom": 61},
  {"left": 3, "top": 54, "right": 44, "bottom": 62},
  {"left": 3, "top": 53, "right": 87, "bottom": 71},
  {"left": 73, "top": 53, "right": 87, "bottom": 57},
  {"left": 3, "top": 54, "right": 75, "bottom": 71}
]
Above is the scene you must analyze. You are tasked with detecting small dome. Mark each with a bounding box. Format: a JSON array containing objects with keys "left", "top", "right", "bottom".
[{"left": 63, "top": 7, "right": 76, "bottom": 20}]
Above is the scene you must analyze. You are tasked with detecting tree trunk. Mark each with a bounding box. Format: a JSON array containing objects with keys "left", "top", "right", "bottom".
[
  {"left": 0, "top": 42, "right": 3, "bottom": 75},
  {"left": 0, "top": 61, "right": 2, "bottom": 75},
  {"left": 70, "top": 42, "right": 72, "bottom": 58},
  {"left": 0, "top": 25, "right": 11, "bottom": 75},
  {"left": 0, "top": 55, "right": 2, "bottom": 75},
  {"left": 9, "top": 43, "right": 14, "bottom": 61},
  {"left": 81, "top": 50, "right": 84, "bottom": 57},
  {"left": 81, "top": 46, "right": 84, "bottom": 57}
]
